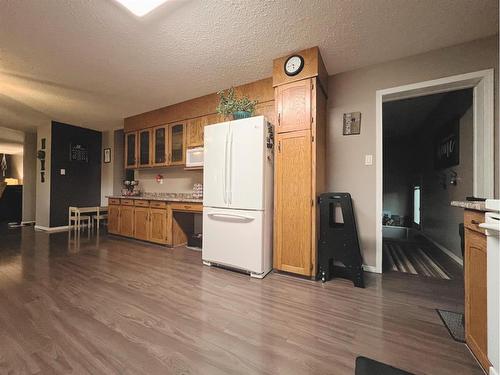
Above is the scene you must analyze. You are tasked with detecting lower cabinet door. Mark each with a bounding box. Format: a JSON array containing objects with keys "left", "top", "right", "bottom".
[
  {"left": 120, "top": 206, "right": 135, "bottom": 237},
  {"left": 107, "top": 205, "right": 120, "bottom": 234},
  {"left": 274, "top": 130, "right": 313, "bottom": 276},
  {"left": 134, "top": 207, "right": 150, "bottom": 241},
  {"left": 149, "top": 208, "right": 168, "bottom": 244},
  {"left": 465, "top": 227, "right": 489, "bottom": 371}
]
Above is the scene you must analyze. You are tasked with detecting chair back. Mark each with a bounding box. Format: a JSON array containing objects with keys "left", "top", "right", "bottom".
[{"left": 0, "top": 181, "right": 6, "bottom": 199}]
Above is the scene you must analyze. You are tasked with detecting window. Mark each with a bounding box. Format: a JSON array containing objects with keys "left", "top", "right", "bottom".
[{"left": 413, "top": 186, "right": 421, "bottom": 225}]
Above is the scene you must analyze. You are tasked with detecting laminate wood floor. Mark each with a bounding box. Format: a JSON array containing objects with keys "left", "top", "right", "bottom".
[{"left": 0, "top": 226, "right": 481, "bottom": 375}]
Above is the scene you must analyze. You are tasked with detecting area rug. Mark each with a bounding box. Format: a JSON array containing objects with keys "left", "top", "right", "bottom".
[
  {"left": 383, "top": 239, "right": 451, "bottom": 280},
  {"left": 436, "top": 309, "right": 465, "bottom": 343},
  {"left": 355, "top": 356, "right": 415, "bottom": 375}
]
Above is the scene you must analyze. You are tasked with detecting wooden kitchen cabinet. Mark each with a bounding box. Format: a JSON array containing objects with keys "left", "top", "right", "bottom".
[
  {"left": 134, "top": 206, "right": 150, "bottom": 241},
  {"left": 124, "top": 131, "right": 138, "bottom": 169},
  {"left": 107, "top": 198, "right": 200, "bottom": 247},
  {"left": 272, "top": 48, "right": 327, "bottom": 277},
  {"left": 186, "top": 117, "right": 207, "bottom": 148},
  {"left": 276, "top": 78, "right": 312, "bottom": 134},
  {"left": 152, "top": 125, "right": 168, "bottom": 166},
  {"left": 169, "top": 123, "right": 186, "bottom": 165},
  {"left": 464, "top": 209, "right": 489, "bottom": 371},
  {"left": 119, "top": 205, "right": 135, "bottom": 237},
  {"left": 138, "top": 129, "right": 152, "bottom": 167},
  {"left": 274, "top": 130, "right": 312, "bottom": 275},
  {"left": 107, "top": 204, "right": 120, "bottom": 234},
  {"left": 150, "top": 208, "right": 169, "bottom": 244}
]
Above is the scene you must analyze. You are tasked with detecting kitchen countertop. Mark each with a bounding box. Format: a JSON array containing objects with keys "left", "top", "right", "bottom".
[
  {"left": 106, "top": 195, "right": 203, "bottom": 203},
  {"left": 450, "top": 200, "right": 488, "bottom": 211}
]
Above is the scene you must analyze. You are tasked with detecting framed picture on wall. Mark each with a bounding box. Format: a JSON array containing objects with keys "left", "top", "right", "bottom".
[
  {"left": 104, "top": 148, "right": 111, "bottom": 164},
  {"left": 434, "top": 118, "right": 460, "bottom": 170}
]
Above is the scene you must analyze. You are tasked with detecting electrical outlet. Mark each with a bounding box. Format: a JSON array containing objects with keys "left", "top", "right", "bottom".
[{"left": 60, "top": 169, "right": 66, "bottom": 175}]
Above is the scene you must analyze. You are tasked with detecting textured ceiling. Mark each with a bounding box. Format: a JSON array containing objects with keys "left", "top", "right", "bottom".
[{"left": 0, "top": 0, "right": 498, "bottom": 132}]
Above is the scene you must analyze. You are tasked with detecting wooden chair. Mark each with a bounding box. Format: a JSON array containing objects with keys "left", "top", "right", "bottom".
[
  {"left": 92, "top": 212, "right": 108, "bottom": 229},
  {"left": 68, "top": 206, "right": 91, "bottom": 230}
]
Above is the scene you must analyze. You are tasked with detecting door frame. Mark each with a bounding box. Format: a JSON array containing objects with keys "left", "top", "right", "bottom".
[{"left": 375, "top": 69, "right": 494, "bottom": 274}]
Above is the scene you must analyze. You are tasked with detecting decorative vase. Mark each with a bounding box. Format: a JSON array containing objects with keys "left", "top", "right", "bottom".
[{"left": 232, "top": 111, "right": 252, "bottom": 120}]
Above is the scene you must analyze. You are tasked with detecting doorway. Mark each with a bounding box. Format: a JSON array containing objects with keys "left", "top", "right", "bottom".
[
  {"left": 382, "top": 89, "right": 472, "bottom": 278},
  {"left": 375, "top": 69, "right": 495, "bottom": 274}
]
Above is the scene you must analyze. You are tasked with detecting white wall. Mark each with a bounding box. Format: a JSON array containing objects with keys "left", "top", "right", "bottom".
[
  {"left": 100, "top": 130, "right": 114, "bottom": 205},
  {"left": 134, "top": 167, "right": 202, "bottom": 194},
  {"left": 22, "top": 131, "right": 37, "bottom": 222},
  {"left": 327, "top": 35, "right": 498, "bottom": 267},
  {"left": 35, "top": 123, "right": 51, "bottom": 228}
]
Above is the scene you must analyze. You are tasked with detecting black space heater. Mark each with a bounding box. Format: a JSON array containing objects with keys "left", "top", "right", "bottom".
[{"left": 317, "top": 192, "right": 365, "bottom": 288}]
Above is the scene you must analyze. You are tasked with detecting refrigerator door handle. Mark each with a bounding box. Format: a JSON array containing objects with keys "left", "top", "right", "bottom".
[
  {"left": 228, "top": 129, "right": 233, "bottom": 204},
  {"left": 208, "top": 212, "right": 255, "bottom": 221},
  {"left": 223, "top": 131, "right": 228, "bottom": 203}
]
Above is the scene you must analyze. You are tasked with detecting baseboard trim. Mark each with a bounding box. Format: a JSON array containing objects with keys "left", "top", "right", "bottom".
[
  {"left": 34, "top": 225, "right": 70, "bottom": 233},
  {"left": 363, "top": 265, "right": 379, "bottom": 273},
  {"left": 420, "top": 232, "right": 463, "bottom": 267},
  {"left": 21, "top": 221, "right": 35, "bottom": 226}
]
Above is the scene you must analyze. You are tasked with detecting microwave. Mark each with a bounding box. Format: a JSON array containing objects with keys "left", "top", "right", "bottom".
[{"left": 186, "top": 147, "right": 204, "bottom": 167}]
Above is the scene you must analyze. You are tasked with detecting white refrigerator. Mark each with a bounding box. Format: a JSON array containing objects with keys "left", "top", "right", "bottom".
[{"left": 202, "top": 116, "right": 273, "bottom": 278}]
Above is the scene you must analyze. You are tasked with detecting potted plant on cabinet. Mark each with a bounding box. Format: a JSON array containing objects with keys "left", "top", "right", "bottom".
[{"left": 216, "top": 87, "right": 258, "bottom": 120}]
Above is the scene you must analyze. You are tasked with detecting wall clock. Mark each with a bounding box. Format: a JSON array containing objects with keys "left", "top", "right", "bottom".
[{"left": 284, "top": 55, "right": 304, "bottom": 76}]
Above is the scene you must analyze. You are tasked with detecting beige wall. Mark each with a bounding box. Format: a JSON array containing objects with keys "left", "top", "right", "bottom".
[
  {"left": 134, "top": 167, "right": 202, "bottom": 194},
  {"left": 35, "top": 123, "right": 51, "bottom": 228},
  {"left": 327, "top": 35, "right": 499, "bottom": 268},
  {"left": 100, "top": 130, "right": 113, "bottom": 205},
  {"left": 420, "top": 106, "right": 473, "bottom": 257},
  {"left": 22, "top": 131, "right": 37, "bottom": 222}
]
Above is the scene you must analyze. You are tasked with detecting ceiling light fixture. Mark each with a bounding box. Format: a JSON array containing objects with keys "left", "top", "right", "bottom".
[{"left": 113, "top": 0, "right": 169, "bottom": 17}]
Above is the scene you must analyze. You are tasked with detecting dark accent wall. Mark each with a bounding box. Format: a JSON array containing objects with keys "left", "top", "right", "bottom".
[{"left": 50, "top": 121, "right": 102, "bottom": 227}]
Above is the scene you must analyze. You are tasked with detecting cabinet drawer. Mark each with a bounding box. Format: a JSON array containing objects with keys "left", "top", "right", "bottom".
[
  {"left": 170, "top": 202, "right": 202, "bottom": 212},
  {"left": 121, "top": 199, "right": 134, "bottom": 206},
  {"left": 108, "top": 198, "right": 120, "bottom": 205},
  {"left": 464, "top": 210, "right": 485, "bottom": 234},
  {"left": 150, "top": 201, "right": 167, "bottom": 208},
  {"left": 134, "top": 200, "right": 150, "bottom": 207}
]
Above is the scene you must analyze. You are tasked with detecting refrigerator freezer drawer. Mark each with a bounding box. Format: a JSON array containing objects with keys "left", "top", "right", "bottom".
[{"left": 202, "top": 207, "right": 271, "bottom": 275}]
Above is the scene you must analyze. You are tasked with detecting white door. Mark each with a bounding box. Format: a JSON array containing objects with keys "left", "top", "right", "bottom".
[
  {"left": 203, "top": 121, "right": 230, "bottom": 208},
  {"left": 202, "top": 206, "right": 265, "bottom": 273},
  {"left": 228, "top": 116, "right": 266, "bottom": 210}
]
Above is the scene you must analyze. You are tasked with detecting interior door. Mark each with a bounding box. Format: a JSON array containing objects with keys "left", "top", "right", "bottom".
[
  {"left": 276, "top": 79, "right": 312, "bottom": 134},
  {"left": 228, "top": 117, "right": 266, "bottom": 210},
  {"left": 203, "top": 121, "right": 230, "bottom": 208},
  {"left": 134, "top": 207, "right": 150, "bottom": 240},
  {"left": 274, "top": 130, "right": 312, "bottom": 276}
]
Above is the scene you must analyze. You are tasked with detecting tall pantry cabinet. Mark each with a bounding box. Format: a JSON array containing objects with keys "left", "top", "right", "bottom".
[{"left": 273, "top": 47, "right": 328, "bottom": 277}]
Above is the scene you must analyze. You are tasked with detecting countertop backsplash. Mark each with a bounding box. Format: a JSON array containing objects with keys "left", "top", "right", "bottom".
[{"left": 134, "top": 167, "right": 203, "bottom": 196}]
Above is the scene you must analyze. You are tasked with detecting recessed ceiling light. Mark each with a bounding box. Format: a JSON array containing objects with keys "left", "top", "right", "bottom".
[{"left": 114, "top": 0, "right": 169, "bottom": 17}]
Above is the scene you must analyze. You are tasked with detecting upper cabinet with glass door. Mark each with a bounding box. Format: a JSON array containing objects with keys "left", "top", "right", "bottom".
[
  {"left": 169, "top": 123, "right": 185, "bottom": 165},
  {"left": 138, "top": 129, "right": 152, "bottom": 167},
  {"left": 124, "top": 131, "right": 137, "bottom": 169},
  {"left": 152, "top": 125, "right": 168, "bottom": 166}
]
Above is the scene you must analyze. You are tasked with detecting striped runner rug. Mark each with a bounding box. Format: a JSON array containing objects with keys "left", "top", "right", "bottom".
[{"left": 383, "top": 239, "right": 451, "bottom": 280}]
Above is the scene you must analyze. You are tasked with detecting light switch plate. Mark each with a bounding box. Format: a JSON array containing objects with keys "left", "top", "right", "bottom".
[
  {"left": 60, "top": 169, "right": 66, "bottom": 175},
  {"left": 365, "top": 155, "right": 373, "bottom": 166}
]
